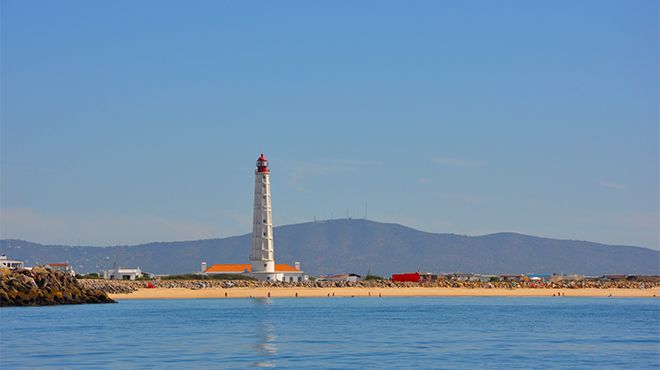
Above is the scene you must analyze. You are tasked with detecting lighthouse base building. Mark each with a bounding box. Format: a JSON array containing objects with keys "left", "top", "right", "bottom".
[
  {"left": 204, "top": 154, "right": 307, "bottom": 282},
  {"left": 204, "top": 263, "right": 306, "bottom": 283}
]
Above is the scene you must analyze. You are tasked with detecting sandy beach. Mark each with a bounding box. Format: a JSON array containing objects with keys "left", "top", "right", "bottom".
[{"left": 109, "top": 287, "right": 660, "bottom": 300}]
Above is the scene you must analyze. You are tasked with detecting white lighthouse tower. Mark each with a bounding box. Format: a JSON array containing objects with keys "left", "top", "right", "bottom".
[
  {"left": 202, "top": 154, "right": 307, "bottom": 282},
  {"left": 250, "top": 153, "right": 277, "bottom": 280}
]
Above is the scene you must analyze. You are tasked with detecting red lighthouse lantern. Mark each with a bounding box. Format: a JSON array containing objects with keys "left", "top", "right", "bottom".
[{"left": 256, "top": 153, "right": 269, "bottom": 173}]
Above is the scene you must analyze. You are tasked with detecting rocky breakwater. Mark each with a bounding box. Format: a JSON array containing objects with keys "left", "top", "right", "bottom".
[
  {"left": 0, "top": 267, "right": 115, "bottom": 307},
  {"left": 78, "top": 279, "right": 139, "bottom": 294},
  {"left": 75, "top": 277, "right": 660, "bottom": 295}
]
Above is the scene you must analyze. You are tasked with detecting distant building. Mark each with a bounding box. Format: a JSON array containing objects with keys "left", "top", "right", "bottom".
[
  {"left": 450, "top": 273, "right": 474, "bottom": 281},
  {"left": 550, "top": 273, "right": 564, "bottom": 283},
  {"left": 392, "top": 272, "right": 436, "bottom": 283},
  {"left": 392, "top": 273, "right": 421, "bottom": 282},
  {"left": 317, "top": 274, "right": 361, "bottom": 282},
  {"left": 527, "top": 274, "right": 552, "bottom": 282},
  {"left": 477, "top": 274, "right": 498, "bottom": 282},
  {"left": 499, "top": 274, "right": 524, "bottom": 282},
  {"left": 0, "top": 254, "right": 24, "bottom": 269},
  {"left": 205, "top": 263, "right": 306, "bottom": 283},
  {"left": 45, "top": 262, "right": 76, "bottom": 277},
  {"left": 601, "top": 274, "right": 629, "bottom": 281},
  {"left": 629, "top": 275, "right": 660, "bottom": 282},
  {"left": 563, "top": 274, "right": 584, "bottom": 281},
  {"left": 102, "top": 267, "right": 143, "bottom": 280},
  {"left": 448, "top": 273, "right": 496, "bottom": 282}
]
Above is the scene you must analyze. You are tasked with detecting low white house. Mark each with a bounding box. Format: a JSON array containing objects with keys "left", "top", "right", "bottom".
[
  {"left": 45, "top": 262, "right": 76, "bottom": 277},
  {"left": 317, "top": 274, "right": 361, "bottom": 282},
  {"left": 102, "top": 267, "right": 143, "bottom": 280},
  {"left": 0, "top": 254, "right": 24, "bottom": 269}
]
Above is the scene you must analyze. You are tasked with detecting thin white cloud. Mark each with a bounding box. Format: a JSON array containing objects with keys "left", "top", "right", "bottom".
[
  {"left": 433, "top": 157, "right": 486, "bottom": 167},
  {"left": 600, "top": 181, "right": 626, "bottom": 191}
]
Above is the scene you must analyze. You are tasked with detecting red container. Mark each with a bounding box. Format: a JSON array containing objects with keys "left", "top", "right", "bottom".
[{"left": 392, "top": 273, "right": 421, "bottom": 282}]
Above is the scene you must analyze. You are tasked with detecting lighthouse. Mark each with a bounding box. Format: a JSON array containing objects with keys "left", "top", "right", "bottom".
[
  {"left": 250, "top": 153, "right": 277, "bottom": 280},
  {"left": 202, "top": 154, "right": 307, "bottom": 282}
]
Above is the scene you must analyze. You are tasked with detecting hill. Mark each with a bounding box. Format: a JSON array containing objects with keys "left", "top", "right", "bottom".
[{"left": 1, "top": 219, "right": 658, "bottom": 276}]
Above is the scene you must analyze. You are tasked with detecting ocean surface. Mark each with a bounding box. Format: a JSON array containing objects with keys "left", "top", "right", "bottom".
[{"left": 2, "top": 297, "right": 659, "bottom": 369}]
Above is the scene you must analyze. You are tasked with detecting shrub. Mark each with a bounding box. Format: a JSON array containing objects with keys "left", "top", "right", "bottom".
[{"left": 161, "top": 274, "right": 256, "bottom": 281}]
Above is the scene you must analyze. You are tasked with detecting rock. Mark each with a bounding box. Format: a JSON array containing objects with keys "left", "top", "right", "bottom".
[
  {"left": 0, "top": 267, "right": 115, "bottom": 307},
  {"left": 31, "top": 266, "right": 49, "bottom": 274},
  {"left": 69, "top": 275, "right": 660, "bottom": 293}
]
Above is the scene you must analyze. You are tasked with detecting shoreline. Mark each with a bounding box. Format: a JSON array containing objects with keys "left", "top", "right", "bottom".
[{"left": 109, "top": 287, "right": 660, "bottom": 300}]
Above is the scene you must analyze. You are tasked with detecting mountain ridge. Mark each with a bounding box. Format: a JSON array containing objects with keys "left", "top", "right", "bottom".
[{"left": 1, "top": 219, "right": 658, "bottom": 276}]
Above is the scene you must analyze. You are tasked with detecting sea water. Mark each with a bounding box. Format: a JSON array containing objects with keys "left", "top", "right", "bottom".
[{"left": 1, "top": 297, "right": 659, "bottom": 369}]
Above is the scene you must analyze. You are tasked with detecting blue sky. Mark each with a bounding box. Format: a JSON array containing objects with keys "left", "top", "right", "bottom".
[{"left": 1, "top": 1, "right": 658, "bottom": 248}]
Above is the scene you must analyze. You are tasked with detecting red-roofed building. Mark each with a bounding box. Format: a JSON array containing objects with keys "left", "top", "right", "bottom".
[
  {"left": 204, "top": 262, "right": 306, "bottom": 283},
  {"left": 205, "top": 264, "right": 251, "bottom": 274},
  {"left": 45, "top": 262, "right": 76, "bottom": 277}
]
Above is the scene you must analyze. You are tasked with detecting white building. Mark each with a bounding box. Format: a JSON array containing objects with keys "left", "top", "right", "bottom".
[
  {"left": 102, "top": 267, "right": 143, "bottom": 280},
  {"left": 0, "top": 254, "right": 24, "bottom": 269},
  {"left": 45, "top": 262, "right": 76, "bottom": 277},
  {"left": 204, "top": 262, "right": 306, "bottom": 283},
  {"left": 205, "top": 153, "right": 307, "bottom": 282},
  {"left": 318, "top": 274, "right": 361, "bottom": 282}
]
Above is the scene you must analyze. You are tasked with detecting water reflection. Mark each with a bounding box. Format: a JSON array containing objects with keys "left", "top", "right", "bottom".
[{"left": 253, "top": 298, "right": 277, "bottom": 368}]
